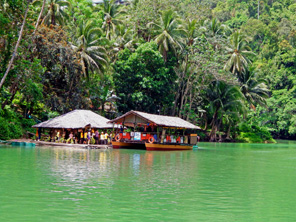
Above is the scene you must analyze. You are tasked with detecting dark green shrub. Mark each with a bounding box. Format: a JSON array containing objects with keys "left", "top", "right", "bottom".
[
  {"left": 8, "top": 122, "right": 23, "bottom": 139},
  {"left": 0, "top": 108, "right": 37, "bottom": 140},
  {"left": 198, "top": 131, "right": 207, "bottom": 140},
  {"left": 21, "top": 118, "right": 36, "bottom": 133},
  {"left": 0, "top": 118, "right": 12, "bottom": 140},
  {"left": 237, "top": 123, "right": 275, "bottom": 143}
]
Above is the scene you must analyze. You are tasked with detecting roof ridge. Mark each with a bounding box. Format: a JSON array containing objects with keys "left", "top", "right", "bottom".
[
  {"left": 32, "top": 109, "right": 115, "bottom": 129},
  {"left": 134, "top": 110, "right": 183, "bottom": 119}
]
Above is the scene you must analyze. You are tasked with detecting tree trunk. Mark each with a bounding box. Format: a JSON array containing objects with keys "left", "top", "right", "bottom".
[
  {"left": 51, "top": 4, "right": 55, "bottom": 25},
  {"left": 172, "top": 93, "right": 179, "bottom": 116},
  {"left": 0, "top": 1, "right": 30, "bottom": 90},
  {"left": 203, "top": 115, "right": 208, "bottom": 131},
  {"left": 257, "top": 0, "right": 260, "bottom": 20},
  {"left": 186, "top": 91, "right": 193, "bottom": 121},
  {"left": 1, "top": 80, "right": 19, "bottom": 109},
  {"left": 226, "top": 124, "right": 231, "bottom": 140},
  {"left": 218, "top": 132, "right": 222, "bottom": 142},
  {"left": 33, "top": 0, "right": 46, "bottom": 35},
  {"left": 209, "top": 124, "right": 217, "bottom": 142},
  {"left": 178, "top": 84, "right": 186, "bottom": 117},
  {"left": 209, "top": 110, "right": 218, "bottom": 142},
  {"left": 172, "top": 69, "right": 185, "bottom": 116},
  {"left": 163, "top": 50, "right": 167, "bottom": 62},
  {"left": 179, "top": 64, "right": 193, "bottom": 118}
]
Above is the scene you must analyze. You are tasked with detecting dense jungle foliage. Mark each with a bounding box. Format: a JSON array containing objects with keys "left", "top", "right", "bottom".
[{"left": 0, "top": 0, "right": 295, "bottom": 142}]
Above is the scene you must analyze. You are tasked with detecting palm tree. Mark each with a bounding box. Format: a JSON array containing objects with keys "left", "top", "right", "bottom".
[
  {"left": 196, "top": 18, "right": 230, "bottom": 51},
  {"left": 207, "top": 18, "right": 229, "bottom": 37},
  {"left": 33, "top": 0, "right": 71, "bottom": 26},
  {"left": 98, "top": 0, "right": 127, "bottom": 40},
  {"left": 71, "top": 20, "right": 108, "bottom": 78},
  {"left": 239, "top": 67, "right": 269, "bottom": 110},
  {"left": 113, "top": 24, "right": 137, "bottom": 52},
  {"left": 89, "top": 74, "right": 113, "bottom": 115},
  {"left": 179, "top": 19, "right": 198, "bottom": 46},
  {"left": 148, "top": 10, "right": 185, "bottom": 61},
  {"left": 206, "top": 80, "right": 246, "bottom": 142},
  {"left": 224, "top": 30, "right": 256, "bottom": 75},
  {"left": 33, "top": 0, "right": 46, "bottom": 35}
]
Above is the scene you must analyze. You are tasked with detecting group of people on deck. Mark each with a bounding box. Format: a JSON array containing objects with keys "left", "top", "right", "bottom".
[{"left": 51, "top": 129, "right": 113, "bottom": 145}]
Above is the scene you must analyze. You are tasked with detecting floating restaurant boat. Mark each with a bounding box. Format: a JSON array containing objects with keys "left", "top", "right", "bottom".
[
  {"left": 108, "top": 110, "right": 200, "bottom": 151},
  {"left": 32, "top": 109, "right": 120, "bottom": 144}
]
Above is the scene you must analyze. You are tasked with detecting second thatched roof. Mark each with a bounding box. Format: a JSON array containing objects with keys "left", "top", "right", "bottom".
[
  {"left": 32, "top": 109, "right": 116, "bottom": 129},
  {"left": 108, "top": 110, "right": 201, "bottom": 129}
]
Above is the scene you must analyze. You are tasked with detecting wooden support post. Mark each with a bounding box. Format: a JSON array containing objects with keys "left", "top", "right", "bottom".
[{"left": 161, "top": 128, "right": 166, "bottom": 144}]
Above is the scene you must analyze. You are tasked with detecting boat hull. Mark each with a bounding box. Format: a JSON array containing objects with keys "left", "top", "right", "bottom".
[
  {"left": 111, "top": 141, "right": 146, "bottom": 149},
  {"left": 145, "top": 143, "right": 193, "bottom": 151}
]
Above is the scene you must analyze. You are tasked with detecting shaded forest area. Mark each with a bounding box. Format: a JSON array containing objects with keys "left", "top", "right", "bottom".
[{"left": 1, "top": 0, "right": 295, "bottom": 142}]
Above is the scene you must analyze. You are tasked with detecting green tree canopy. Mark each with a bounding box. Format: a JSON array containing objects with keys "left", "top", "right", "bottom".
[{"left": 113, "top": 41, "right": 176, "bottom": 114}]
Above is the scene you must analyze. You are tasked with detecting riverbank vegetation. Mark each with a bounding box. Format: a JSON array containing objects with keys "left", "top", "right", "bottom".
[{"left": 0, "top": 0, "right": 295, "bottom": 142}]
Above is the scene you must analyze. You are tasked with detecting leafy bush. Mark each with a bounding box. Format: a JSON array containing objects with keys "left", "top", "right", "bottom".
[
  {"left": 8, "top": 122, "right": 23, "bottom": 139},
  {"left": 237, "top": 123, "right": 276, "bottom": 143},
  {"left": 0, "top": 117, "right": 23, "bottom": 140},
  {"left": 20, "top": 118, "right": 36, "bottom": 134},
  {"left": 198, "top": 131, "right": 207, "bottom": 140},
  {"left": 0, "top": 107, "right": 37, "bottom": 140},
  {"left": 0, "top": 118, "right": 13, "bottom": 140}
]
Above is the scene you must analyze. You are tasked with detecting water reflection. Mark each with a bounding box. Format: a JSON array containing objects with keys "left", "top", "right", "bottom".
[{"left": 37, "top": 147, "right": 198, "bottom": 189}]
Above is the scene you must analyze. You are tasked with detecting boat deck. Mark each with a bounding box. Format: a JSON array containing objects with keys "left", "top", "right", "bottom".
[{"left": 32, "top": 141, "right": 111, "bottom": 149}]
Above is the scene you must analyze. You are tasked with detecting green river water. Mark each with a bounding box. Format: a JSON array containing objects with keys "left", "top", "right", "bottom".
[{"left": 1, "top": 141, "right": 296, "bottom": 221}]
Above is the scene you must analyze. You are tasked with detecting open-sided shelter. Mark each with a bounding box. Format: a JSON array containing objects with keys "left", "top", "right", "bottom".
[
  {"left": 32, "top": 109, "right": 118, "bottom": 143},
  {"left": 107, "top": 110, "right": 201, "bottom": 151}
]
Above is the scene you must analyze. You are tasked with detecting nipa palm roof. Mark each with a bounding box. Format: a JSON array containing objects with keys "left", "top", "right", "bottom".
[
  {"left": 32, "top": 109, "right": 116, "bottom": 129},
  {"left": 108, "top": 110, "right": 201, "bottom": 129}
]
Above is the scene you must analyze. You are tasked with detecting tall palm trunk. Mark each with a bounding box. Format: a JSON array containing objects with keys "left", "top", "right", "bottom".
[
  {"left": 1, "top": 79, "right": 19, "bottom": 109},
  {"left": 51, "top": 4, "right": 55, "bottom": 25},
  {"left": 226, "top": 124, "right": 231, "bottom": 140},
  {"left": 0, "top": 1, "right": 30, "bottom": 91},
  {"left": 172, "top": 93, "right": 179, "bottom": 116},
  {"left": 209, "top": 109, "right": 219, "bottom": 142},
  {"left": 186, "top": 91, "right": 193, "bottom": 121},
  {"left": 179, "top": 77, "right": 190, "bottom": 118},
  {"left": 257, "top": 0, "right": 260, "bottom": 20},
  {"left": 33, "top": 0, "right": 46, "bottom": 35},
  {"left": 163, "top": 50, "right": 167, "bottom": 62}
]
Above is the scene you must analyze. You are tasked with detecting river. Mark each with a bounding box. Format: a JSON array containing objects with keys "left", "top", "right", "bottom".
[{"left": 0, "top": 141, "right": 296, "bottom": 221}]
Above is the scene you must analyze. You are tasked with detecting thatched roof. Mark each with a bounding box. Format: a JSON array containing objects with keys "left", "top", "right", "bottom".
[
  {"left": 108, "top": 110, "right": 201, "bottom": 129},
  {"left": 32, "top": 109, "right": 116, "bottom": 129}
]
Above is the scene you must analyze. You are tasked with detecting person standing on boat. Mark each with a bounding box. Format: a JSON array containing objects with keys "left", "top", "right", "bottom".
[
  {"left": 56, "top": 131, "right": 60, "bottom": 142},
  {"left": 105, "top": 132, "right": 109, "bottom": 144},
  {"left": 87, "top": 130, "right": 91, "bottom": 145},
  {"left": 80, "top": 131, "right": 84, "bottom": 144},
  {"left": 67, "top": 132, "right": 74, "bottom": 144},
  {"left": 50, "top": 130, "right": 55, "bottom": 142},
  {"left": 100, "top": 132, "right": 105, "bottom": 144},
  {"left": 95, "top": 130, "right": 99, "bottom": 144},
  {"left": 38, "top": 128, "right": 41, "bottom": 141},
  {"left": 84, "top": 131, "right": 88, "bottom": 144}
]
